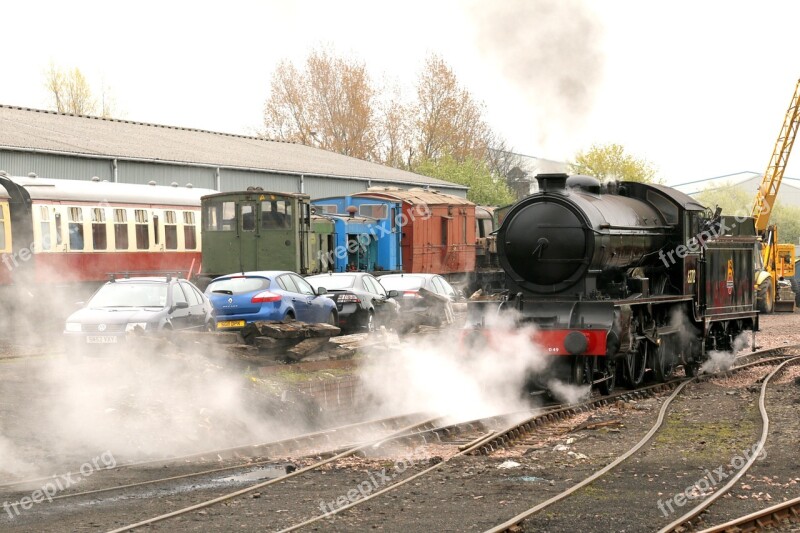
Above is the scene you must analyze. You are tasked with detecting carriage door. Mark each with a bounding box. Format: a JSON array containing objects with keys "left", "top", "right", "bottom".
[{"left": 239, "top": 202, "right": 259, "bottom": 271}]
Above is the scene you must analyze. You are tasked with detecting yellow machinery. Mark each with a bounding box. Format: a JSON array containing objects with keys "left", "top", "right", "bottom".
[{"left": 753, "top": 78, "right": 800, "bottom": 313}]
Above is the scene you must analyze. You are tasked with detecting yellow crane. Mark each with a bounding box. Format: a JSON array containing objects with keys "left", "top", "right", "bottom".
[{"left": 752, "top": 78, "right": 800, "bottom": 313}]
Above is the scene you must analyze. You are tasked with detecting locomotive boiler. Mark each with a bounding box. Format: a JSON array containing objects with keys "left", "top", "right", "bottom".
[{"left": 489, "top": 173, "right": 759, "bottom": 393}]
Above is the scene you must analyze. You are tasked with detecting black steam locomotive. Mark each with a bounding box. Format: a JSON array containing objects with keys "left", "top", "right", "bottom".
[{"left": 488, "top": 173, "right": 758, "bottom": 393}]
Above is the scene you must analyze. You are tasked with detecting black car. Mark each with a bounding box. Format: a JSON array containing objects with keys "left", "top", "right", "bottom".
[
  {"left": 64, "top": 275, "right": 215, "bottom": 348},
  {"left": 306, "top": 272, "right": 400, "bottom": 333},
  {"left": 377, "top": 273, "right": 463, "bottom": 331}
]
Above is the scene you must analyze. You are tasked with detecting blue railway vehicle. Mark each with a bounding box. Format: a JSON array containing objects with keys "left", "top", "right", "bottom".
[{"left": 312, "top": 196, "right": 402, "bottom": 273}]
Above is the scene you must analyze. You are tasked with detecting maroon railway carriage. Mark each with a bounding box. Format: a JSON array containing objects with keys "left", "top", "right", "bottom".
[
  {"left": 352, "top": 187, "right": 476, "bottom": 288},
  {"left": 0, "top": 173, "right": 214, "bottom": 306}
]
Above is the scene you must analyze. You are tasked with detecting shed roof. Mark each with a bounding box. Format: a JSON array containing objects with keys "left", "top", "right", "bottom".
[
  {"left": 354, "top": 187, "right": 474, "bottom": 206},
  {"left": 0, "top": 105, "right": 466, "bottom": 190}
]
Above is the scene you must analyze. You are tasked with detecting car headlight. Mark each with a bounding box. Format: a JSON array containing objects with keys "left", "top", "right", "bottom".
[
  {"left": 65, "top": 322, "right": 81, "bottom": 332},
  {"left": 125, "top": 323, "right": 148, "bottom": 332}
]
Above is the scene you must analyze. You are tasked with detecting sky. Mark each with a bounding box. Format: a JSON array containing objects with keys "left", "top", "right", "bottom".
[{"left": 2, "top": 0, "right": 799, "bottom": 187}]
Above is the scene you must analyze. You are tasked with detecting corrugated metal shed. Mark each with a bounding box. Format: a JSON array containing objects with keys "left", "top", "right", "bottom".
[{"left": 0, "top": 105, "right": 468, "bottom": 198}]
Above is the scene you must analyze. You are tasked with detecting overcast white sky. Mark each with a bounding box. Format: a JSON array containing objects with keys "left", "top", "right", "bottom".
[{"left": 2, "top": 0, "right": 799, "bottom": 186}]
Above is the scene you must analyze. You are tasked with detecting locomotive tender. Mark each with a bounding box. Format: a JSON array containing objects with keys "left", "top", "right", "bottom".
[{"left": 492, "top": 173, "right": 758, "bottom": 392}]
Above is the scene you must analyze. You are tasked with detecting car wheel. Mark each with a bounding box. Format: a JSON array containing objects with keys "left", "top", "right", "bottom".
[
  {"left": 205, "top": 321, "right": 215, "bottom": 332},
  {"left": 284, "top": 311, "right": 295, "bottom": 322},
  {"left": 365, "top": 310, "right": 375, "bottom": 333},
  {"left": 327, "top": 311, "right": 337, "bottom": 327}
]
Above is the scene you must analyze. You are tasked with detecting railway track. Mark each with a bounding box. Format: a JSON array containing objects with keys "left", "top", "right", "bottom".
[
  {"left": 695, "top": 494, "right": 800, "bottom": 532},
  {"left": 2, "top": 345, "right": 794, "bottom": 532},
  {"left": 258, "top": 347, "right": 800, "bottom": 531},
  {"left": 481, "top": 351, "right": 800, "bottom": 533},
  {"left": 0, "top": 412, "right": 428, "bottom": 492}
]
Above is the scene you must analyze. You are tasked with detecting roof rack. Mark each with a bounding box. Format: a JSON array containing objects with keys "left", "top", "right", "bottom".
[{"left": 107, "top": 271, "right": 185, "bottom": 282}]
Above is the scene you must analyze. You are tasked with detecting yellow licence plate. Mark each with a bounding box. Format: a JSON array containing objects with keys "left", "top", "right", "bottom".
[{"left": 217, "top": 320, "right": 245, "bottom": 329}]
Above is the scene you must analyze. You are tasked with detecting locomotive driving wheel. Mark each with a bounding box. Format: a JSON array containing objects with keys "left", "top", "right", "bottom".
[
  {"left": 624, "top": 342, "right": 648, "bottom": 388},
  {"left": 599, "top": 358, "right": 616, "bottom": 395},
  {"left": 652, "top": 340, "right": 668, "bottom": 383},
  {"left": 570, "top": 355, "right": 586, "bottom": 385}
]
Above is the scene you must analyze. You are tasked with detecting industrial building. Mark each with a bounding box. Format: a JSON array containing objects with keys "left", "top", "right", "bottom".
[{"left": 0, "top": 105, "right": 468, "bottom": 198}]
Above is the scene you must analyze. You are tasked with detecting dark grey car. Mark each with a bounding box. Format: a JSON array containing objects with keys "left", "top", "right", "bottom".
[
  {"left": 64, "top": 276, "right": 215, "bottom": 348},
  {"left": 306, "top": 272, "right": 400, "bottom": 333}
]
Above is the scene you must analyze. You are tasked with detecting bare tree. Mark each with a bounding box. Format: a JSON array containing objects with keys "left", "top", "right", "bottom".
[
  {"left": 376, "top": 88, "right": 414, "bottom": 169},
  {"left": 413, "top": 54, "right": 492, "bottom": 165},
  {"left": 44, "top": 63, "right": 117, "bottom": 118},
  {"left": 263, "top": 48, "right": 381, "bottom": 161}
]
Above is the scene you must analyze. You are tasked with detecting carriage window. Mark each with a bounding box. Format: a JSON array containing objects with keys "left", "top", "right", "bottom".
[
  {"left": 315, "top": 204, "right": 338, "bottom": 214},
  {"left": 164, "top": 210, "right": 178, "bottom": 250},
  {"left": 55, "top": 213, "right": 63, "bottom": 246},
  {"left": 462, "top": 216, "right": 467, "bottom": 243},
  {"left": 114, "top": 209, "right": 129, "bottom": 250},
  {"left": 261, "top": 200, "right": 292, "bottom": 229},
  {"left": 183, "top": 211, "right": 197, "bottom": 249},
  {"left": 68, "top": 207, "right": 84, "bottom": 251},
  {"left": 359, "top": 204, "right": 388, "bottom": 219},
  {"left": 0, "top": 205, "right": 6, "bottom": 251},
  {"left": 91, "top": 208, "right": 107, "bottom": 250},
  {"left": 39, "top": 206, "right": 51, "bottom": 251},
  {"left": 441, "top": 217, "right": 449, "bottom": 246},
  {"left": 135, "top": 209, "right": 149, "bottom": 250},
  {"left": 241, "top": 204, "right": 256, "bottom": 231},
  {"left": 204, "top": 201, "right": 235, "bottom": 231}
]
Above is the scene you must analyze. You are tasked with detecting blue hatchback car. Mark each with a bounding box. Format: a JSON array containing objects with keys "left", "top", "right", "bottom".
[{"left": 205, "top": 271, "right": 338, "bottom": 330}]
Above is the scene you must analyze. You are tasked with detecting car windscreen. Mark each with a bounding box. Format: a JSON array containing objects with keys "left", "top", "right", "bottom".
[
  {"left": 307, "top": 275, "right": 356, "bottom": 290},
  {"left": 207, "top": 277, "right": 270, "bottom": 295},
  {"left": 88, "top": 283, "right": 168, "bottom": 308},
  {"left": 378, "top": 276, "right": 425, "bottom": 291}
]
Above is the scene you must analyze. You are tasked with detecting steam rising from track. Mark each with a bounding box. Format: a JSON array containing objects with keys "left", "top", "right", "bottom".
[
  {"left": 700, "top": 332, "right": 752, "bottom": 374},
  {"left": 358, "top": 311, "right": 587, "bottom": 423}
]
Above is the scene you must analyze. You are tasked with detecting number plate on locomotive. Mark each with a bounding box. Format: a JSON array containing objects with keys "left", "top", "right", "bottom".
[
  {"left": 86, "top": 336, "right": 118, "bottom": 344},
  {"left": 217, "top": 320, "right": 245, "bottom": 329}
]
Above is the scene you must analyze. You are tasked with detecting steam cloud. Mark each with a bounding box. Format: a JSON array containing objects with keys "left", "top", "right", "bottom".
[
  {"left": 0, "top": 274, "right": 313, "bottom": 480},
  {"left": 700, "top": 332, "right": 751, "bottom": 374},
  {"left": 358, "top": 312, "right": 588, "bottom": 423},
  {"left": 470, "top": 0, "right": 605, "bottom": 151}
]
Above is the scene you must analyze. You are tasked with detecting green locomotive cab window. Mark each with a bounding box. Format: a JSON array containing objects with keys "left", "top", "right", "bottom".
[
  {"left": 205, "top": 201, "right": 236, "bottom": 231},
  {"left": 261, "top": 200, "right": 292, "bottom": 230}
]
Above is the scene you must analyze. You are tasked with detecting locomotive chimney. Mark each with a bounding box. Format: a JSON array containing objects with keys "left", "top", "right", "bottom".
[{"left": 535, "top": 173, "right": 568, "bottom": 192}]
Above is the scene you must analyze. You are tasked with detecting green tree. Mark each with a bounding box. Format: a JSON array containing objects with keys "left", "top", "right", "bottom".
[
  {"left": 569, "top": 143, "right": 658, "bottom": 183},
  {"left": 416, "top": 155, "right": 515, "bottom": 206},
  {"left": 696, "top": 182, "right": 800, "bottom": 246}
]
